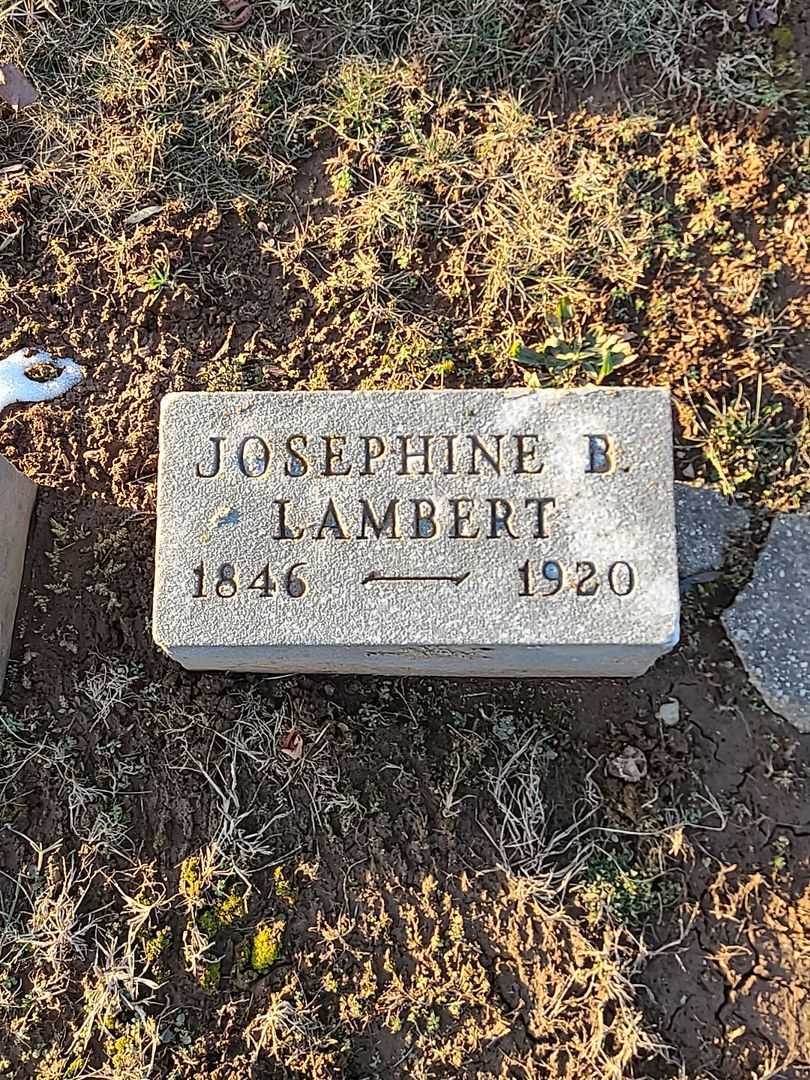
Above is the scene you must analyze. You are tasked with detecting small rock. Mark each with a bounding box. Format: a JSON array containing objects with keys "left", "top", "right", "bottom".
[
  {"left": 125, "top": 204, "right": 163, "bottom": 225},
  {"left": 723, "top": 513, "right": 810, "bottom": 733},
  {"left": 746, "top": 0, "right": 779, "bottom": 31},
  {"left": 657, "top": 699, "right": 680, "bottom": 727},
  {"left": 607, "top": 746, "right": 648, "bottom": 783},
  {"left": 0, "top": 63, "right": 38, "bottom": 110}
]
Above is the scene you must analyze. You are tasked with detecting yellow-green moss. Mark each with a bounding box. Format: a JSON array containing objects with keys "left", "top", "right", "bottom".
[
  {"left": 199, "top": 907, "right": 220, "bottom": 936},
  {"left": 218, "top": 891, "right": 246, "bottom": 928},
  {"left": 250, "top": 920, "right": 284, "bottom": 975},
  {"left": 272, "top": 867, "right": 295, "bottom": 905},
  {"left": 179, "top": 856, "right": 202, "bottom": 900},
  {"left": 143, "top": 927, "right": 171, "bottom": 965},
  {"left": 200, "top": 961, "right": 221, "bottom": 991},
  {"left": 199, "top": 891, "right": 246, "bottom": 937},
  {"left": 107, "top": 1020, "right": 157, "bottom": 1070}
]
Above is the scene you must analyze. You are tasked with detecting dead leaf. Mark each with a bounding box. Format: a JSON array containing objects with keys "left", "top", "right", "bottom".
[
  {"left": 606, "top": 746, "right": 648, "bottom": 784},
  {"left": 279, "top": 728, "right": 303, "bottom": 761},
  {"left": 669, "top": 825, "right": 686, "bottom": 858},
  {"left": 125, "top": 205, "right": 163, "bottom": 226},
  {"left": 0, "top": 63, "right": 38, "bottom": 110},
  {"left": 218, "top": 0, "right": 252, "bottom": 31}
]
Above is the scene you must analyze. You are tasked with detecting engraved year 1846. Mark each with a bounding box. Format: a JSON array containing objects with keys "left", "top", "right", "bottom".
[{"left": 192, "top": 561, "right": 308, "bottom": 599}]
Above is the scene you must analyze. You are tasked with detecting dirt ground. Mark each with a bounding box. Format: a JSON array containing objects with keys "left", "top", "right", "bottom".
[
  {"left": 4, "top": 464, "right": 810, "bottom": 1080},
  {"left": 1, "top": 0, "right": 810, "bottom": 1076}
]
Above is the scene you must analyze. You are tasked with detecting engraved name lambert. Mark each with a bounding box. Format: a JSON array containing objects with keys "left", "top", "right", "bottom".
[{"left": 193, "top": 430, "right": 613, "bottom": 542}]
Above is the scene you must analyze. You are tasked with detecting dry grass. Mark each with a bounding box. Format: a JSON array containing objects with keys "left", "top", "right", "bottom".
[
  {"left": 0, "top": 0, "right": 806, "bottom": 234},
  {"left": 0, "top": 0, "right": 307, "bottom": 229},
  {"left": 0, "top": 0, "right": 806, "bottom": 506},
  {"left": 0, "top": 662, "right": 697, "bottom": 1078},
  {"left": 299, "top": 870, "right": 668, "bottom": 1080},
  {"left": 269, "top": 89, "right": 662, "bottom": 387}
]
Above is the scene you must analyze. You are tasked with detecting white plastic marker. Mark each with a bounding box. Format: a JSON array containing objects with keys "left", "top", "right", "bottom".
[{"left": 0, "top": 348, "right": 84, "bottom": 413}]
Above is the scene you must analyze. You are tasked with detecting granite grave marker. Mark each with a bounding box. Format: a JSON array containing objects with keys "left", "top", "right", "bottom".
[
  {"left": 0, "top": 456, "right": 35, "bottom": 691},
  {"left": 0, "top": 349, "right": 84, "bottom": 692},
  {"left": 153, "top": 388, "right": 680, "bottom": 676}
]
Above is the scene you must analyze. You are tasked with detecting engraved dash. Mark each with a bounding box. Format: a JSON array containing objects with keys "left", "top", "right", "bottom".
[{"left": 362, "top": 571, "right": 470, "bottom": 587}]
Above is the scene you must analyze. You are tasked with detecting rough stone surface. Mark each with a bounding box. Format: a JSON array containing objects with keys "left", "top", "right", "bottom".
[
  {"left": 723, "top": 514, "right": 810, "bottom": 732},
  {"left": 153, "top": 388, "right": 680, "bottom": 677},
  {"left": 674, "top": 482, "right": 750, "bottom": 590},
  {"left": 0, "top": 455, "right": 35, "bottom": 692}
]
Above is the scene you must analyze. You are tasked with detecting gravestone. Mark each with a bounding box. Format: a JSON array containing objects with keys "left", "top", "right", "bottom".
[
  {"left": 153, "top": 388, "right": 680, "bottom": 677},
  {"left": 0, "top": 456, "right": 36, "bottom": 692}
]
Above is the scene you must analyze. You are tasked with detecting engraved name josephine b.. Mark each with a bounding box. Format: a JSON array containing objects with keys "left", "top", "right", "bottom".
[
  {"left": 195, "top": 431, "right": 612, "bottom": 479},
  {"left": 192, "top": 430, "right": 613, "bottom": 544}
]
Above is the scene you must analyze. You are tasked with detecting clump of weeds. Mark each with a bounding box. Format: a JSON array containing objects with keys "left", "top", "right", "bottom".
[
  {"left": 574, "top": 844, "right": 681, "bottom": 930},
  {"left": 105, "top": 1017, "right": 160, "bottom": 1077},
  {"left": 687, "top": 377, "right": 799, "bottom": 501},
  {"left": 511, "top": 298, "right": 637, "bottom": 387},
  {"left": 178, "top": 850, "right": 248, "bottom": 989}
]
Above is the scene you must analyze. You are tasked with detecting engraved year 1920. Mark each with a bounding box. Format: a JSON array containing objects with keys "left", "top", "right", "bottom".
[{"left": 518, "top": 559, "right": 636, "bottom": 598}]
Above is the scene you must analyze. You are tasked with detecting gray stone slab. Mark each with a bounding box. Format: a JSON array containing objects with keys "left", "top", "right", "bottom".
[
  {"left": 674, "top": 482, "right": 751, "bottom": 590},
  {"left": 153, "top": 388, "right": 680, "bottom": 677},
  {"left": 0, "top": 456, "right": 35, "bottom": 692},
  {"left": 722, "top": 514, "right": 810, "bottom": 732}
]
